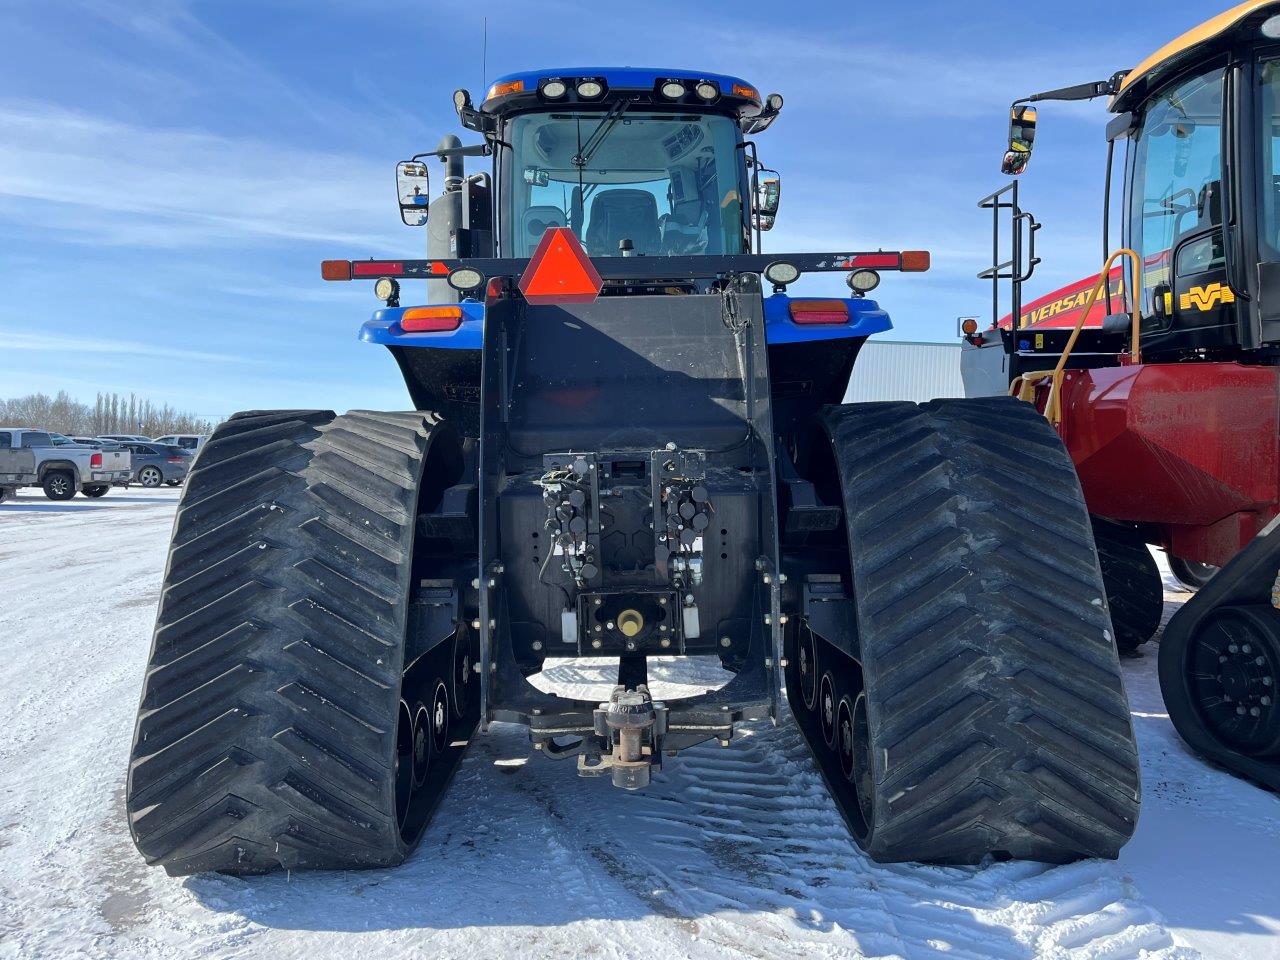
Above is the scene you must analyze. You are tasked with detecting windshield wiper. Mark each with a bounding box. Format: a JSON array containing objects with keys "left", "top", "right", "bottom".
[{"left": 572, "top": 99, "right": 630, "bottom": 169}]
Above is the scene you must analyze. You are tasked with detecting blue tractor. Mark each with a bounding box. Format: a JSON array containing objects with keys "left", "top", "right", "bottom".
[{"left": 126, "top": 68, "right": 1140, "bottom": 875}]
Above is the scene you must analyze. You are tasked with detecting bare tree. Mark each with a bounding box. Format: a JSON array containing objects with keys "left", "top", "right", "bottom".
[{"left": 0, "top": 390, "right": 215, "bottom": 437}]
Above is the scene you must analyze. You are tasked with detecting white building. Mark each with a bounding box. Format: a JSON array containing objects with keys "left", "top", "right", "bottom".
[{"left": 844, "top": 340, "right": 963, "bottom": 404}]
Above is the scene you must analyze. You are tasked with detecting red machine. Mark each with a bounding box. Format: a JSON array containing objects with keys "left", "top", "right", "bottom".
[{"left": 963, "top": 1, "right": 1280, "bottom": 787}]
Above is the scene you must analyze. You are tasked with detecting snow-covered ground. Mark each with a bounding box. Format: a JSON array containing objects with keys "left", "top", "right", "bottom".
[{"left": 2, "top": 487, "right": 1278, "bottom": 960}]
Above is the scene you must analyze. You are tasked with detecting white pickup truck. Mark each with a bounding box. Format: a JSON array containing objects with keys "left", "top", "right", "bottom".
[{"left": 0, "top": 428, "right": 132, "bottom": 500}]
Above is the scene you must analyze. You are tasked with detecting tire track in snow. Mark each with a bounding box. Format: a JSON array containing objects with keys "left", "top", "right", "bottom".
[
  {"left": 527, "top": 704, "right": 1198, "bottom": 960},
  {"left": 2, "top": 491, "right": 1258, "bottom": 959}
]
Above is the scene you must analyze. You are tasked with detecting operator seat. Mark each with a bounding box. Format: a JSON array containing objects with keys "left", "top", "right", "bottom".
[{"left": 585, "top": 189, "right": 661, "bottom": 256}]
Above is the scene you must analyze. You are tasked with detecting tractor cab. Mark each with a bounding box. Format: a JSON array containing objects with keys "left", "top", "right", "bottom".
[
  {"left": 394, "top": 69, "right": 783, "bottom": 301},
  {"left": 971, "top": 0, "right": 1280, "bottom": 376},
  {"left": 482, "top": 71, "right": 776, "bottom": 259}
]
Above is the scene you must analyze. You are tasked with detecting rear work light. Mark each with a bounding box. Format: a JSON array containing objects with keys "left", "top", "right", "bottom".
[
  {"left": 790, "top": 300, "right": 850, "bottom": 325},
  {"left": 90, "top": 453, "right": 103, "bottom": 468},
  {"left": 400, "top": 306, "right": 463, "bottom": 333}
]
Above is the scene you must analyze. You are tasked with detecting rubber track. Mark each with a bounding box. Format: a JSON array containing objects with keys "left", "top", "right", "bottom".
[
  {"left": 1092, "top": 518, "right": 1163, "bottom": 653},
  {"left": 126, "top": 409, "right": 447, "bottom": 875},
  {"left": 821, "top": 397, "right": 1141, "bottom": 863}
]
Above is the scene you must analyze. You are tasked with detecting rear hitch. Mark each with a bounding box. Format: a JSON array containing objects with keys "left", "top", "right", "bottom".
[{"left": 578, "top": 684, "right": 668, "bottom": 789}]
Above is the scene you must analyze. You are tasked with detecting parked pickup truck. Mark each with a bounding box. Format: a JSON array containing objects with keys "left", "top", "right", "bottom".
[
  {"left": 0, "top": 428, "right": 132, "bottom": 500},
  {"left": 0, "top": 447, "right": 37, "bottom": 503}
]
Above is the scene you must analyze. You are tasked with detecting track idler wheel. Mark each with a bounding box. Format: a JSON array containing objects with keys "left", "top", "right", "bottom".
[
  {"left": 1159, "top": 515, "right": 1280, "bottom": 792},
  {"left": 1170, "top": 556, "right": 1219, "bottom": 592},
  {"left": 1165, "top": 604, "right": 1280, "bottom": 761},
  {"left": 1092, "top": 518, "right": 1163, "bottom": 653}
]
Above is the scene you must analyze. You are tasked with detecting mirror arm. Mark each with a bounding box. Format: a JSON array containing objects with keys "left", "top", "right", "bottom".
[
  {"left": 410, "top": 143, "right": 492, "bottom": 161},
  {"left": 1018, "top": 71, "right": 1126, "bottom": 106}
]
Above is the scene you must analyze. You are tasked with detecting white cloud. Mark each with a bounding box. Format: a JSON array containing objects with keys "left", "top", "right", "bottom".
[
  {"left": 0, "top": 101, "right": 407, "bottom": 251},
  {"left": 0, "top": 329, "right": 269, "bottom": 365}
]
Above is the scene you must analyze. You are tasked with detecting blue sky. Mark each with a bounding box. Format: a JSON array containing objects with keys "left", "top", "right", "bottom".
[{"left": 0, "top": 0, "right": 1210, "bottom": 420}]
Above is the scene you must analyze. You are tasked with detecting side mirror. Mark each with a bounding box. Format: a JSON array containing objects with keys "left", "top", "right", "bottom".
[
  {"left": 397, "top": 160, "right": 431, "bottom": 226},
  {"left": 753, "top": 168, "right": 781, "bottom": 231},
  {"left": 1001, "top": 106, "right": 1037, "bottom": 176}
]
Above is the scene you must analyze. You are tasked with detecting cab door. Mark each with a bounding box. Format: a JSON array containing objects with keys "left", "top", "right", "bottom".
[{"left": 1127, "top": 61, "right": 1237, "bottom": 354}]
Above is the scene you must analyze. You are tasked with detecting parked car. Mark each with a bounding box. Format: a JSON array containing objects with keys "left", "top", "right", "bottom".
[
  {"left": 0, "top": 446, "right": 37, "bottom": 503},
  {"left": 98, "top": 434, "right": 153, "bottom": 443},
  {"left": 151, "top": 434, "right": 207, "bottom": 455},
  {"left": 0, "top": 428, "right": 132, "bottom": 500},
  {"left": 122, "top": 442, "right": 191, "bottom": 487}
]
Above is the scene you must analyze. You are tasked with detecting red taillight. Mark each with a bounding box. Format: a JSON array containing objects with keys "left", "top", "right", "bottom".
[
  {"left": 789, "top": 299, "right": 850, "bottom": 325},
  {"left": 353, "top": 261, "right": 404, "bottom": 278},
  {"left": 90, "top": 453, "right": 103, "bottom": 468},
  {"left": 401, "top": 306, "right": 463, "bottom": 333},
  {"left": 167, "top": 456, "right": 184, "bottom": 464},
  {"left": 848, "top": 253, "right": 900, "bottom": 269}
]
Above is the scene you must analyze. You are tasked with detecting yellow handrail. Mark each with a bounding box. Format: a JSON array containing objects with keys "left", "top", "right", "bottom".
[{"left": 1009, "top": 248, "right": 1143, "bottom": 425}]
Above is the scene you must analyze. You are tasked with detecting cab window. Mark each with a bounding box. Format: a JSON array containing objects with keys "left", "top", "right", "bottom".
[
  {"left": 1129, "top": 65, "right": 1225, "bottom": 315},
  {"left": 505, "top": 112, "right": 747, "bottom": 258},
  {"left": 1257, "top": 58, "right": 1280, "bottom": 260}
]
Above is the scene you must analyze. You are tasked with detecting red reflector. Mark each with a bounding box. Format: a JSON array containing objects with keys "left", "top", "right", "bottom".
[
  {"left": 900, "top": 250, "right": 931, "bottom": 272},
  {"left": 789, "top": 299, "right": 850, "bottom": 325},
  {"left": 90, "top": 453, "right": 103, "bottom": 468},
  {"left": 353, "top": 261, "right": 404, "bottom": 277},
  {"left": 849, "top": 253, "right": 900, "bottom": 269},
  {"left": 401, "top": 306, "right": 463, "bottom": 332},
  {"left": 321, "top": 260, "right": 351, "bottom": 281},
  {"left": 518, "top": 227, "right": 603, "bottom": 304}
]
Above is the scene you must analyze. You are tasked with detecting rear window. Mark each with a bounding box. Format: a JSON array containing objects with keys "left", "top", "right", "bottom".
[
  {"left": 162, "top": 445, "right": 189, "bottom": 456},
  {"left": 0, "top": 432, "right": 10, "bottom": 449},
  {"left": 178, "top": 437, "right": 199, "bottom": 449},
  {"left": 21, "top": 432, "right": 51, "bottom": 448}
]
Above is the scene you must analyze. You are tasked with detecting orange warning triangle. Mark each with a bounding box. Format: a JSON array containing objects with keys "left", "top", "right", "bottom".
[{"left": 518, "top": 227, "right": 603, "bottom": 304}]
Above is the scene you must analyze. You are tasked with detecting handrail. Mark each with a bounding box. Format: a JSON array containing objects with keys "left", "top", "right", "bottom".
[{"left": 1009, "top": 247, "right": 1143, "bottom": 425}]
